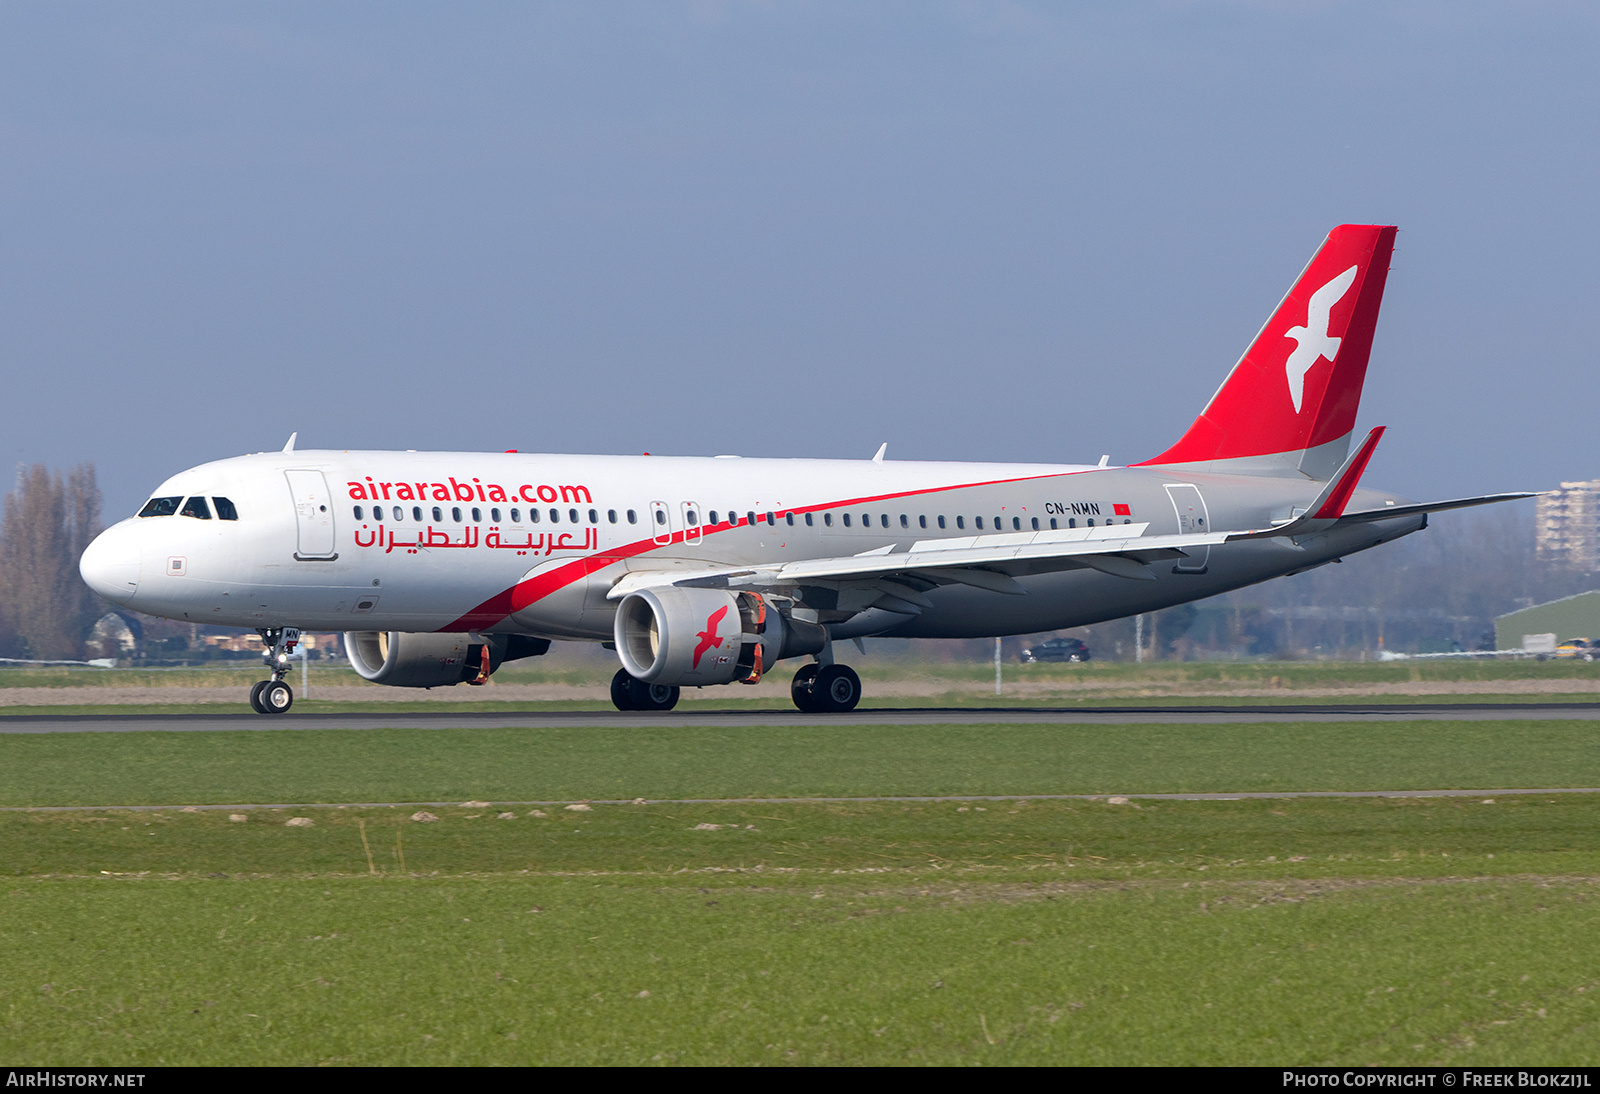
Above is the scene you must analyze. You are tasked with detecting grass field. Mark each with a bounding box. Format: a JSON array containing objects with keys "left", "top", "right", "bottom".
[
  {"left": 0, "top": 719, "right": 1597, "bottom": 807},
  {"left": 4, "top": 715, "right": 1600, "bottom": 1064}
]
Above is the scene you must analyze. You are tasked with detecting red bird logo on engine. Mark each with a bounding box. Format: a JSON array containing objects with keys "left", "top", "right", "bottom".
[{"left": 693, "top": 605, "right": 729, "bottom": 669}]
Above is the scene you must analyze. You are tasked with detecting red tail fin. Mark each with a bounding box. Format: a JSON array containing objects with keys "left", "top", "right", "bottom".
[{"left": 1136, "top": 224, "right": 1397, "bottom": 479}]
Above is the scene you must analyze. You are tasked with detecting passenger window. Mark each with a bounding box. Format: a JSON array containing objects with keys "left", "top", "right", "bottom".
[
  {"left": 608, "top": 510, "right": 617, "bottom": 523},
  {"left": 627, "top": 510, "right": 637, "bottom": 524},
  {"left": 1087, "top": 518, "right": 1095, "bottom": 527},
  {"left": 137, "top": 496, "right": 181, "bottom": 517},
  {"left": 861, "top": 513, "right": 870, "bottom": 527},
  {"left": 766, "top": 512, "right": 775, "bottom": 526},
  {"left": 490, "top": 508, "right": 501, "bottom": 522},
  {"left": 551, "top": 509, "right": 561, "bottom": 524},
  {"left": 588, "top": 509, "right": 598, "bottom": 524},
  {"left": 975, "top": 517, "right": 984, "bottom": 530},
  {"left": 709, "top": 511, "right": 719, "bottom": 525},
  {"left": 805, "top": 513, "right": 814, "bottom": 527},
  {"left": 654, "top": 509, "right": 665, "bottom": 525},
  {"left": 375, "top": 506, "right": 385, "bottom": 522},
  {"left": 1031, "top": 517, "right": 1039, "bottom": 531},
  {"left": 213, "top": 497, "right": 238, "bottom": 521},
  {"left": 569, "top": 508, "right": 579, "bottom": 523},
  {"left": 918, "top": 515, "right": 927, "bottom": 529},
  {"left": 1013, "top": 517, "right": 1022, "bottom": 531},
  {"left": 938, "top": 516, "right": 946, "bottom": 529},
  {"left": 353, "top": 505, "right": 364, "bottom": 521},
  {"left": 955, "top": 516, "right": 964, "bottom": 529},
  {"left": 686, "top": 509, "right": 699, "bottom": 526},
  {"left": 994, "top": 517, "right": 1001, "bottom": 529},
  {"left": 900, "top": 515, "right": 909, "bottom": 528},
  {"left": 747, "top": 511, "right": 756, "bottom": 527},
  {"left": 510, "top": 507, "right": 521, "bottom": 523},
  {"left": 1124, "top": 518, "right": 1133, "bottom": 524},
  {"left": 432, "top": 507, "right": 443, "bottom": 522},
  {"left": 786, "top": 513, "right": 795, "bottom": 526},
  {"left": 1050, "top": 518, "right": 1058, "bottom": 530},
  {"left": 530, "top": 508, "right": 540, "bottom": 523},
  {"left": 881, "top": 514, "right": 889, "bottom": 528},
  {"left": 843, "top": 513, "right": 852, "bottom": 527},
  {"left": 824, "top": 513, "right": 833, "bottom": 527},
  {"left": 471, "top": 507, "right": 482, "bottom": 522}
]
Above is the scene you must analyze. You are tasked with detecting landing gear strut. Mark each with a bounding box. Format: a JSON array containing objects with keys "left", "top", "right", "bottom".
[
  {"left": 610, "top": 668, "right": 680, "bottom": 712},
  {"left": 791, "top": 663, "right": 861, "bottom": 713},
  {"left": 250, "top": 627, "right": 299, "bottom": 714}
]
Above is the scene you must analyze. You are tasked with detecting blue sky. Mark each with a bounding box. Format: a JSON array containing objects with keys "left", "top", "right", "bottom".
[{"left": 2, "top": 2, "right": 1595, "bottom": 515}]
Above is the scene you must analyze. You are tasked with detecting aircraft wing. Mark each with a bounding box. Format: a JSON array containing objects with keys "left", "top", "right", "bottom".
[
  {"left": 606, "top": 522, "right": 1232, "bottom": 602},
  {"left": 606, "top": 488, "right": 1537, "bottom": 608},
  {"left": 1224, "top": 493, "right": 1539, "bottom": 542}
]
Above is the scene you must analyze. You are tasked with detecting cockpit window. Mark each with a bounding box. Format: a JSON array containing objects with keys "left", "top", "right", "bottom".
[
  {"left": 180, "top": 496, "right": 212, "bottom": 520},
  {"left": 213, "top": 497, "right": 239, "bottom": 521},
  {"left": 138, "top": 496, "right": 181, "bottom": 517}
]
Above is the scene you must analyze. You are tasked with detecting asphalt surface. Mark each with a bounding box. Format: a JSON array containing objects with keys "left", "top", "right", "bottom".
[{"left": 3, "top": 702, "right": 1600, "bottom": 733}]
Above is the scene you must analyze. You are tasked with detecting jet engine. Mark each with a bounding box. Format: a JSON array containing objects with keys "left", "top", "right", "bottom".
[
  {"left": 613, "top": 587, "right": 827, "bottom": 687},
  {"left": 343, "top": 631, "right": 550, "bottom": 688}
]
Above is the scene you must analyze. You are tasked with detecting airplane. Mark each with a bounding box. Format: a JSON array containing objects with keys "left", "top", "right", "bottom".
[{"left": 78, "top": 224, "right": 1531, "bottom": 715}]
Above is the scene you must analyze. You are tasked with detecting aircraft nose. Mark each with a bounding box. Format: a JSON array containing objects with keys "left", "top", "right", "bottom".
[{"left": 79, "top": 526, "right": 141, "bottom": 606}]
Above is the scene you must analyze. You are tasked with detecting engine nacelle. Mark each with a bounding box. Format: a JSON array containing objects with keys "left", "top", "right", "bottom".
[
  {"left": 343, "top": 631, "right": 550, "bottom": 688},
  {"left": 613, "top": 588, "right": 827, "bottom": 686}
]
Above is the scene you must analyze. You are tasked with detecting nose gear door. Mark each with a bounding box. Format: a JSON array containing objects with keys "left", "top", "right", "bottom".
[{"left": 285, "top": 470, "right": 337, "bottom": 560}]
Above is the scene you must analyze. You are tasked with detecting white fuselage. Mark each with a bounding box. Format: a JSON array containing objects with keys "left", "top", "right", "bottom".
[{"left": 80, "top": 449, "right": 1423, "bottom": 641}]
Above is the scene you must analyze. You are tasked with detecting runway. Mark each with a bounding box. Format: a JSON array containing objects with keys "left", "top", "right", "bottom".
[{"left": 3, "top": 701, "right": 1600, "bottom": 733}]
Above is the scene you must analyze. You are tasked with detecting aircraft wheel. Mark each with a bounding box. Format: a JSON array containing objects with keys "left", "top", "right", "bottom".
[
  {"left": 260, "top": 680, "right": 294, "bottom": 714},
  {"left": 249, "top": 680, "right": 269, "bottom": 714},
  {"left": 813, "top": 664, "right": 861, "bottom": 714},
  {"left": 791, "top": 664, "right": 822, "bottom": 713},
  {"left": 635, "top": 681, "right": 680, "bottom": 712},
  {"left": 609, "top": 668, "right": 639, "bottom": 711}
]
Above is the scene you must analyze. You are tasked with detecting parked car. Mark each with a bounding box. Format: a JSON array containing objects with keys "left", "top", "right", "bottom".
[
  {"left": 1555, "top": 638, "right": 1598, "bottom": 661},
  {"left": 1019, "top": 637, "right": 1091, "bottom": 663}
]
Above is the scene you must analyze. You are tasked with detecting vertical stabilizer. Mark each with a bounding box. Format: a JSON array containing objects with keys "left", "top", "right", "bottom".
[{"left": 1136, "top": 224, "right": 1397, "bottom": 480}]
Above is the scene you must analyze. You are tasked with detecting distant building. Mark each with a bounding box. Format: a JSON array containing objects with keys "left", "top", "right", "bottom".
[
  {"left": 1495, "top": 590, "right": 1600, "bottom": 650},
  {"left": 1536, "top": 481, "right": 1600, "bottom": 570}
]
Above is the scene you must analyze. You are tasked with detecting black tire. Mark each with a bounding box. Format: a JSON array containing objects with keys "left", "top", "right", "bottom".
[
  {"left": 260, "top": 680, "right": 293, "bottom": 714},
  {"left": 635, "top": 681, "right": 680, "bottom": 712},
  {"left": 249, "top": 680, "right": 269, "bottom": 714},
  {"left": 611, "top": 669, "right": 678, "bottom": 712},
  {"left": 813, "top": 664, "right": 861, "bottom": 713},
  {"left": 610, "top": 668, "right": 639, "bottom": 711},
  {"left": 791, "top": 664, "right": 822, "bottom": 712}
]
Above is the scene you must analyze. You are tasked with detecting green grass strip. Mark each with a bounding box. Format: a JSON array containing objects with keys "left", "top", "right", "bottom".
[{"left": 1, "top": 719, "right": 1598, "bottom": 808}]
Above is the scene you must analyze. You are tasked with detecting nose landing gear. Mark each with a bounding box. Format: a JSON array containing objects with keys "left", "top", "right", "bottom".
[{"left": 250, "top": 627, "right": 300, "bottom": 714}]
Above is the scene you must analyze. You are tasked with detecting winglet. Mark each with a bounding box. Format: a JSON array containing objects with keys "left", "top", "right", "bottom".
[
  {"left": 871, "top": 443, "right": 887, "bottom": 463},
  {"left": 282, "top": 432, "right": 298, "bottom": 453},
  {"left": 1309, "top": 425, "right": 1384, "bottom": 518}
]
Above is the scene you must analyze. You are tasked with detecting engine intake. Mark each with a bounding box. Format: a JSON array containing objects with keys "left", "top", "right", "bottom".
[
  {"left": 343, "top": 631, "right": 550, "bottom": 688},
  {"left": 613, "top": 587, "right": 827, "bottom": 686}
]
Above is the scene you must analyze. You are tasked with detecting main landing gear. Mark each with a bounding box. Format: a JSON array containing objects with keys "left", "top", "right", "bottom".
[
  {"left": 250, "top": 627, "right": 299, "bottom": 715},
  {"left": 606, "top": 663, "right": 863, "bottom": 714},
  {"left": 610, "top": 668, "right": 680, "bottom": 712},
  {"left": 791, "top": 663, "right": 861, "bottom": 714}
]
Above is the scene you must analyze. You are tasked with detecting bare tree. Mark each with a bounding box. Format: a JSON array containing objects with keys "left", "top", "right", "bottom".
[{"left": 0, "top": 463, "right": 104, "bottom": 659}]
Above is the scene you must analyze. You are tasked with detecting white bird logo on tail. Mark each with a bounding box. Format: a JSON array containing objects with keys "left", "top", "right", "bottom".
[{"left": 1283, "top": 265, "right": 1358, "bottom": 413}]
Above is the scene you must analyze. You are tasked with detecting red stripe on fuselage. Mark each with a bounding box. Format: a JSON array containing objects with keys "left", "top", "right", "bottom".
[{"left": 439, "top": 469, "right": 1084, "bottom": 631}]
